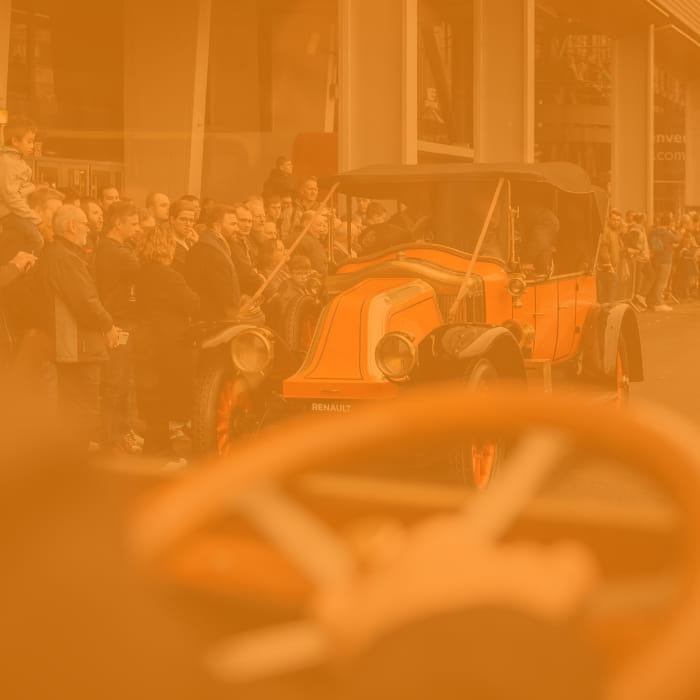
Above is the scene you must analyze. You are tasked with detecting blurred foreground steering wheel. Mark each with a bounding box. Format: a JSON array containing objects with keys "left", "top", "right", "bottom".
[{"left": 131, "top": 385, "right": 700, "bottom": 700}]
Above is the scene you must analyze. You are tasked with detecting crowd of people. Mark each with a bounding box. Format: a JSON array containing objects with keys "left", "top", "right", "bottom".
[
  {"left": 597, "top": 207, "right": 699, "bottom": 310},
  {"left": 0, "top": 119, "right": 395, "bottom": 467},
  {"left": 2, "top": 115, "right": 698, "bottom": 467}
]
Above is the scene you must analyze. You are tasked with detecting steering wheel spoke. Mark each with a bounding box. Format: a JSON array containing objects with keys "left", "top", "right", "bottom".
[{"left": 235, "top": 483, "right": 356, "bottom": 586}]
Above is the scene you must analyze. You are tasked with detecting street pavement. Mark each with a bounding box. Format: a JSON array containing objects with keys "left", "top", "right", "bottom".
[{"left": 634, "top": 299, "right": 700, "bottom": 426}]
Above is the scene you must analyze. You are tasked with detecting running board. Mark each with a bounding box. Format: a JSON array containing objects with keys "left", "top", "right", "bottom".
[{"left": 523, "top": 359, "right": 552, "bottom": 393}]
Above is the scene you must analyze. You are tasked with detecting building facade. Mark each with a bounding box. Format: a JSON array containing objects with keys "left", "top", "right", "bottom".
[{"left": 2, "top": 0, "right": 700, "bottom": 218}]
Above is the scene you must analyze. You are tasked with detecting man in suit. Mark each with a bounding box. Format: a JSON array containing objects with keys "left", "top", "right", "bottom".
[{"left": 185, "top": 204, "right": 241, "bottom": 322}]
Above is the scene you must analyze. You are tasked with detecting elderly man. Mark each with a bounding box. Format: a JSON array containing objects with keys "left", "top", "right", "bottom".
[
  {"left": 289, "top": 176, "right": 320, "bottom": 232},
  {"left": 231, "top": 203, "right": 264, "bottom": 294},
  {"left": 34, "top": 204, "right": 119, "bottom": 450},
  {"left": 296, "top": 208, "right": 329, "bottom": 277}
]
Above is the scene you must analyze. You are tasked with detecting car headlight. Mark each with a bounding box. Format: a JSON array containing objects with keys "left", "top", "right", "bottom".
[
  {"left": 305, "top": 274, "right": 323, "bottom": 297},
  {"left": 375, "top": 332, "right": 417, "bottom": 380},
  {"left": 507, "top": 274, "right": 527, "bottom": 297},
  {"left": 230, "top": 329, "right": 274, "bottom": 374}
]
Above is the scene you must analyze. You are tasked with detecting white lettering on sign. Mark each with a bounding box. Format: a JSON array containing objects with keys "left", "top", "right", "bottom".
[
  {"left": 655, "top": 151, "right": 686, "bottom": 161},
  {"left": 655, "top": 133, "right": 686, "bottom": 144},
  {"left": 311, "top": 402, "right": 352, "bottom": 413}
]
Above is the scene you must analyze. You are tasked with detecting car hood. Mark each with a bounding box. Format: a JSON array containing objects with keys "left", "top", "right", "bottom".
[{"left": 282, "top": 278, "right": 442, "bottom": 400}]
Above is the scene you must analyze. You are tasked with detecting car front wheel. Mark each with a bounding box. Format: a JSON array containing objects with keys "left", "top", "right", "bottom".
[
  {"left": 192, "top": 359, "right": 258, "bottom": 456},
  {"left": 452, "top": 357, "right": 504, "bottom": 489}
]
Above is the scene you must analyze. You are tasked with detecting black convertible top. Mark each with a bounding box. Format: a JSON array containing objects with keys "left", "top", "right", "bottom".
[{"left": 322, "top": 161, "right": 597, "bottom": 195}]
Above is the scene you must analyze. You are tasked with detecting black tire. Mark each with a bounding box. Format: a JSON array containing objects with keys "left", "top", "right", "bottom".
[
  {"left": 191, "top": 358, "right": 255, "bottom": 456},
  {"left": 453, "top": 357, "right": 504, "bottom": 489},
  {"left": 282, "top": 294, "right": 320, "bottom": 352}
]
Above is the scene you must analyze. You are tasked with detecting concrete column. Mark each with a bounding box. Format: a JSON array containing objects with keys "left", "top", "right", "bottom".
[
  {"left": 187, "top": 0, "right": 212, "bottom": 196},
  {"left": 338, "top": 0, "right": 417, "bottom": 170},
  {"left": 685, "top": 79, "right": 700, "bottom": 208},
  {"left": 611, "top": 26, "right": 655, "bottom": 220},
  {"left": 0, "top": 0, "right": 11, "bottom": 111},
  {"left": 473, "top": 0, "right": 535, "bottom": 162},
  {"left": 123, "top": 0, "right": 206, "bottom": 201}
]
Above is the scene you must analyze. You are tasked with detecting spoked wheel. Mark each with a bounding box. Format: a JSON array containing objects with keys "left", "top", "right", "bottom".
[
  {"left": 463, "top": 358, "right": 502, "bottom": 489},
  {"left": 192, "top": 359, "right": 258, "bottom": 456},
  {"left": 614, "top": 337, "right": 631, "bottom": 409},
  {"left": 215, "top": 375, "right": 254, "bottom": 455},
  {"left": 470, "top": 441, "right": 499, "bottom": 489}
]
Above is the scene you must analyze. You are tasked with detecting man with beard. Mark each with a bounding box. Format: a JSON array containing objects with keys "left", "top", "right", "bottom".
[{"left": 185, "top": 204, "right": 241, "bottom": 321}]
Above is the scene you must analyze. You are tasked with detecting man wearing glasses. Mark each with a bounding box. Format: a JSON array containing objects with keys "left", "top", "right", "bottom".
[
  {"left": 168, "top": 200, "right": 197, "bottom": 276},
  {"left": 232, "top": 203, "right": 265, "bottom": 295},
  {"left": 34, "top": 205, "right": 119, "bottom": 452}
]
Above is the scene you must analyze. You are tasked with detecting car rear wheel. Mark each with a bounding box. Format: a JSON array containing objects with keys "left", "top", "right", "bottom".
[
  {"left": 614, "top": 336, "right": 630, "bottom": 408},
  {"left": 192, "top": 359, "right": 256, "bottom": 456}
]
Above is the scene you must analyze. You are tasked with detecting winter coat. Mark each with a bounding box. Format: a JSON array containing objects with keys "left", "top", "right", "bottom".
[
  {"left": 95, "top": 236, "right": 139, "bottom": 329},
  {"left": 0, "top": 146, "right": 41, "bottom": 224},
  {"left": 133, "top": 262, "right": 199, "bottom": 420},
  {"left": 185, "top": 229, "right": 240, "bottom": 322},
  {"left": 297, "top": 234, "right": 328, "bottom": 277},
  {"left": 229, "top": 235, "right": 263, "bottom": 295},
  {"left": 34, "top": 237, "right": 113, "bottom": 363},
  {"left": 648, "top": 226, "right": 680, "bottom": 266},
  {"left": 262, "top": 168, "right": 295, "bottom": 198}
]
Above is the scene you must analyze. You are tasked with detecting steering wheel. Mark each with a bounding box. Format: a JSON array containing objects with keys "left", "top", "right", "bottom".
[{"left": 130, "top": 384, "right": 700, "bottom": 700}]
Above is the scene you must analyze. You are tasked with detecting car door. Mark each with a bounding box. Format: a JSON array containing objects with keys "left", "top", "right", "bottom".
[{"left": 554, "top": 275, "right": 579, "bottom": 360}]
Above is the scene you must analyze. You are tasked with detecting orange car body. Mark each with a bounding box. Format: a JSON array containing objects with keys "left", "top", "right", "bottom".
[{"left": 283, "top": 247, "right": 600, "bottom": 402}]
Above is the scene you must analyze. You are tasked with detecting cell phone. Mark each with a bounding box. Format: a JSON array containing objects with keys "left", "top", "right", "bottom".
[{"left": 116, "top": 330, "right": 130, "bottom": 346}]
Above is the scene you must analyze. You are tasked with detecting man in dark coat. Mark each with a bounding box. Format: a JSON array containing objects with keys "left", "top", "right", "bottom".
[
  {"left": 262, "top": 155, "right": 295, "bottom": 199},
  {"left": 296, "top": 208, "right": 329, "bottom": 278},
  {"left": 94, "top": 201, "right": 140, "bottom": 453},
  {"left": 231, "top": 204, "right": 264, "bottom": 295},
  {"left": 133, "top": 228, "right": 199, "bottom": 459},
  {"left": 34, "top": 204, "right": 119, "bottom": 449},
  {"left": 185, "top": 204, "right": 241, "bottom": 321},
  {"left": 168, "top": 200, "right": 197, "bottom": 275}
]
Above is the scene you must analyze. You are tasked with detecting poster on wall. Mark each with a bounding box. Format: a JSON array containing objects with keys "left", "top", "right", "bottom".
[{"left": 654, "top": 68, "right": 686, "bottom": 184}]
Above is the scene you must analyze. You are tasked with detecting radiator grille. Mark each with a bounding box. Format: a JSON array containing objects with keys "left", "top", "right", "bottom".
[{"left": 438, "top": 292, "right": 485, "bottom": 323}]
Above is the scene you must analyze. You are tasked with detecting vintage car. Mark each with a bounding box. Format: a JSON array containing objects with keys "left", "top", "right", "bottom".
[{"left": 191, "top": 162, "right": 643, "bottom": 486}]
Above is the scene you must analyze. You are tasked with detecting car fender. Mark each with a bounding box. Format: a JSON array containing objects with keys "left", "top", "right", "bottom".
[
  {"left": 198, "top": 323, "right": 261, "bottom": 350},
  {"left": 602, "top": 303, "right": 643, "bottom": 381},
  {"left": 582, "top": 303, "right": 643, "bottom": 382},
  {"left": 437, "top": 325, "right": 526, "bottom": 380}
]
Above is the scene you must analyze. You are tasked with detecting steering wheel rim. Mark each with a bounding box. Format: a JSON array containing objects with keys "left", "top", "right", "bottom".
[{"left": 131, "top": 384, "right": 700, "bottom": 700}]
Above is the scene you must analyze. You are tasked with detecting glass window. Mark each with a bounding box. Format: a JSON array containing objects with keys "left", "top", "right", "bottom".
[
  {"left": 417, "top": 0, "right": 473, "bottom": 149},
  {"left": 535, "top": 8, "right": 612, "bottom": 189}
]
